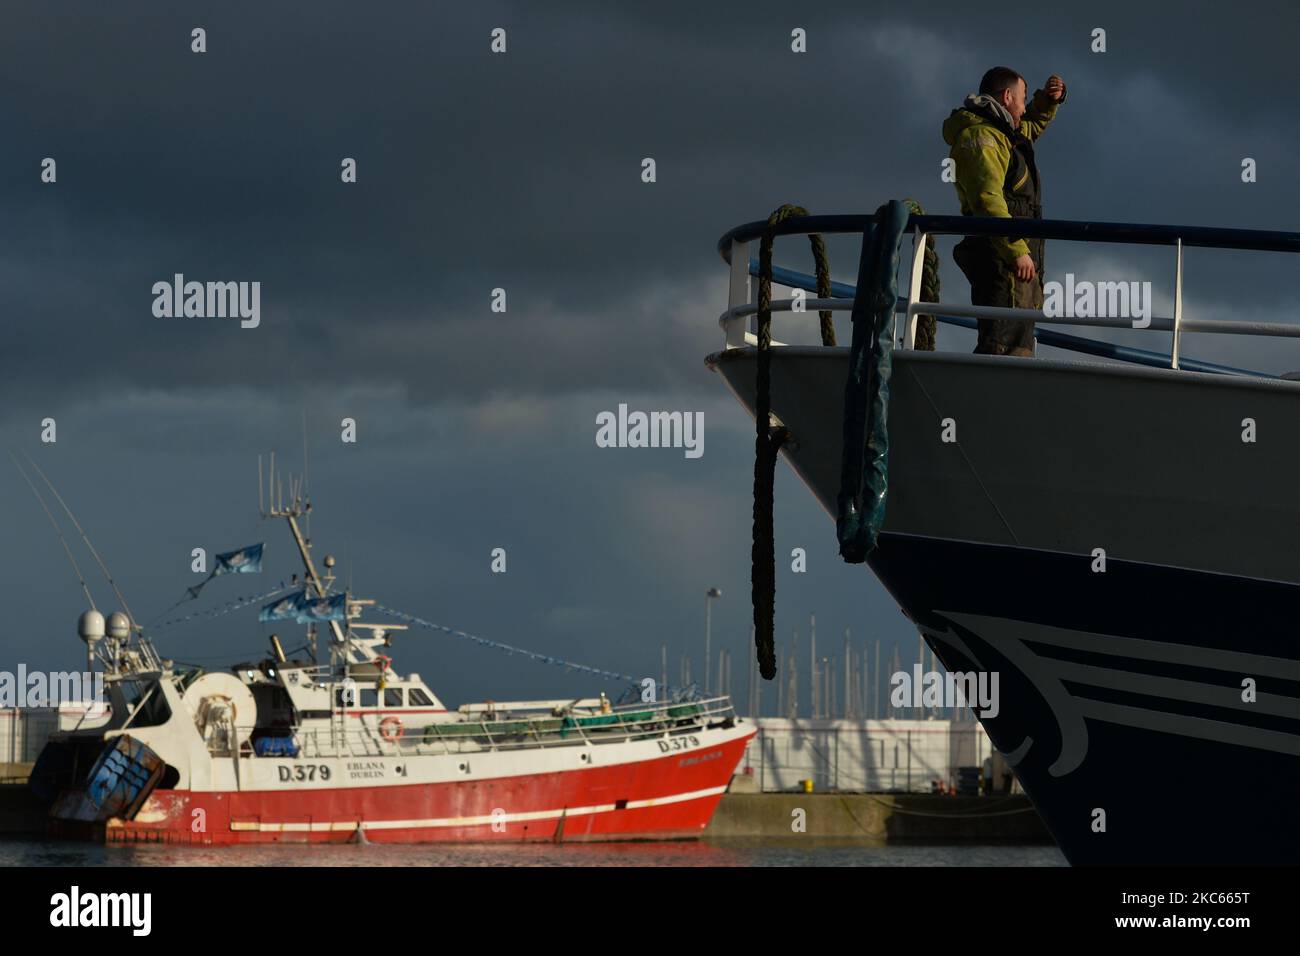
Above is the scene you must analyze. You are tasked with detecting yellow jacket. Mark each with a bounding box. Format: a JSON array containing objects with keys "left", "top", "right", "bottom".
[{"left": 942, "top": 86, "right": 1065, "bottom": 263}]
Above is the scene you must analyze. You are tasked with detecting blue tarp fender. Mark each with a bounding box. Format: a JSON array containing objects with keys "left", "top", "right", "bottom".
[{"left": 837, "top": 200, "right": 909, "bottom": 562}]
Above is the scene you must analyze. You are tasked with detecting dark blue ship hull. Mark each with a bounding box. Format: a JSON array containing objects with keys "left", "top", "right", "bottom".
[{"left": 870, "top": 532, "right": 1300, "bottom": 865}]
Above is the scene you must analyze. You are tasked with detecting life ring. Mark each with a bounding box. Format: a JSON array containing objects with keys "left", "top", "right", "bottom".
[{"left": 379, "top": 716, "right": 403, "bottom": 741}]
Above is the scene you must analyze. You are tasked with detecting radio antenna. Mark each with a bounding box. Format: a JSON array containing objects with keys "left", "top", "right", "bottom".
[
  {"left": 23, "top": 452, "right": 139, "bottom": 629},
  {"left": 300, "top": 410, "right": 312, "bottom": 539},
  {"left": 9, "top": 451, "right": 97, "bottom": 611},
  {"left": 301, "top": 408, "right": 310, "bottom": 500}
]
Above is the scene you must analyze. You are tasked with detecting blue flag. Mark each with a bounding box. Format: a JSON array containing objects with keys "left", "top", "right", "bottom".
[
  {"left": 216, "top": 543, "right": 264, "bottom": 575},
  {"left": 295, "top": 593, "right": 347, "bottom": 623},
  {"left": 259, "top": 590, "right": 305, "bottom": 622}
]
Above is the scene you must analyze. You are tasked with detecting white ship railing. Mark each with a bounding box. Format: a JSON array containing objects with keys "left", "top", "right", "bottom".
[{"left": 716, "top": 213, "right": 1300, "bottom": 376}]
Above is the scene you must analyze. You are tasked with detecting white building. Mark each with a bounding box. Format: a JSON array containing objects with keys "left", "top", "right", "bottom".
[
  {"left": 0, "top": 704, "right": 108, "bottom": 768},
  {"left": 736, "top": 717, "right": 995, "bottom": 793},
  {"left": 0, "top": 708, "right": 59, "bottom": 766}
]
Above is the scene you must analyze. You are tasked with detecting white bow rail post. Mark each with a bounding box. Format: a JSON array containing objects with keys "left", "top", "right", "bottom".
[
  {"left": 1172, "top": 237, "right": 1184, "bottom": 370},
  {"left": 726, "top": 239, "right": 750, "bottom": 349},
  {"left": 903, "top": 225, "right": 927, "bottom": 350}
]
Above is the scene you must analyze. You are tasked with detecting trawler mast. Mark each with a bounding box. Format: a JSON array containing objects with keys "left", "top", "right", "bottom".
[{"left": 259, "top": 452, "right": 407, "bottom": 683}]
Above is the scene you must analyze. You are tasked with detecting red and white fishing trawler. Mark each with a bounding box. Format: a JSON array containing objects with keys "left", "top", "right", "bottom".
[{"left": 30, "top": 473, "right": 755, "bottom": 845}]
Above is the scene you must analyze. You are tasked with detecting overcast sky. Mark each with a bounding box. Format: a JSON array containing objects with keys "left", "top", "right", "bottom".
[{"left": 2, "top": 1, "right": 1297, "bottom": 714}]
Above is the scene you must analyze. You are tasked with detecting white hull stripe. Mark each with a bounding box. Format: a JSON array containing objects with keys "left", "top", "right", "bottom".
[{"left": 229, "top": 784, "right": 729, "bottom": 833}]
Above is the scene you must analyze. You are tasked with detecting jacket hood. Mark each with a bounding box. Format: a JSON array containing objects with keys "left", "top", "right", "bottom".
[{"left": 942, "top": 93, "right": 1016, "bottom": 144}]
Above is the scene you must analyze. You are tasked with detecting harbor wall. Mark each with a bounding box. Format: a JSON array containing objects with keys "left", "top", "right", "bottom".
[
  {"left": 738, "top": 718, "right": 999, "bottom": 793},
  {"left": 707, "top": 792, "right": 1051, "bottom": 842},
  {"left": 0, "top": 767, "right": 42, "bottom": 836}
]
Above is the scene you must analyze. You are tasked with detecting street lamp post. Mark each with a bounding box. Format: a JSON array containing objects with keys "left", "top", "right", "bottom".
[{"left": 705, "top": 587, "right": 721, "bottom": 695}]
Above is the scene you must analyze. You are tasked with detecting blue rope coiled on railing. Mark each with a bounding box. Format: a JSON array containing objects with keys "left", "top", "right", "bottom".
[{"left": 837, "top": 200, "right": 911, "bottom": 563}]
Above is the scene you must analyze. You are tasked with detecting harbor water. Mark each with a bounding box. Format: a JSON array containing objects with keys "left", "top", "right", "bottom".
[{"left": 0, "top": 838, "right": 1065, "bottom": 867}]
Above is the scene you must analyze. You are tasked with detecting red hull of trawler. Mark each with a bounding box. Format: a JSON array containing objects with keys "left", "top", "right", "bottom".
[{"left": 84, "top": 732, "right": 755, "bottom": 846}]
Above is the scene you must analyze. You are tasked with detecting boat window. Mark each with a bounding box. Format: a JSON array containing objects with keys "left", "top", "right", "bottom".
[
  {"left": 334, "top": 687, "right": 358, "bottom": 708},
  {"left": 121, "top": 680, "right": 173, "bottom": 728},
  {"left": 360, "top": 689, "right": 379, "bottom": 708},
  {"left": 409, "top": 688, "right": 433, "bottom": 706},
  {"left": 385, "top": 688, "right": 403, "bottom": 708}
]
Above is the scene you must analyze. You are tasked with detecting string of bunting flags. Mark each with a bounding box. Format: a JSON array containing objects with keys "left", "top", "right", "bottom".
[
  {"left": 148, "top": 542, "right": 269, "bottom": 626},
  {"left": 147, "top": 545, "right": 668, "bottom": 698},
  {"left": 186, "top": 542, "right": 265, "bottom": 599},
  {"left": 150, "top": 581, "right": 297, "bottom": 631},
  {"left": 373, "top": 604, "right": 639, "bottom": 686},
  {"left": 156, "top": 595, "right": 652, "bottom": 695},
  {"left": 259, "top": 590, "right": 348, "bottom": 624}
]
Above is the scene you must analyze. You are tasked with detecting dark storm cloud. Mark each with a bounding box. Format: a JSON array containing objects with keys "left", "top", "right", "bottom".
[
  {"left": 3, "top": 0, "right": 1298, "bottom": 417},
  {"left": 2, "top": 2, "right": 1299, "bottom": 706}
]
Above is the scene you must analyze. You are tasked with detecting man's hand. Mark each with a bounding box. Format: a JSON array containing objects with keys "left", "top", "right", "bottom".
[
  {"left": 1013, "top": 254, "right": 1037, "bottom": 282},
  {"left": 1045, "top": 75, "right": 1065, "bottom": 102}
]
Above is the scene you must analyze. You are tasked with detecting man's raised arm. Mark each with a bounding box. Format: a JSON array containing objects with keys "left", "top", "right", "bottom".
[{"left": 1019, "top": 74, "right": 1067, "bottom": 142}]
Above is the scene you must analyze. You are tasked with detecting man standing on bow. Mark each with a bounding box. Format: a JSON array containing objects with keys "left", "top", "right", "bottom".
[{"left": 943, "top": 67, "right": 1067, "bottom": 356}]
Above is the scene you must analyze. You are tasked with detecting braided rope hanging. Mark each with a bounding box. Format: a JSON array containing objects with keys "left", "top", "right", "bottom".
[
  {"left": 902, "top": 198, "right": 941, "bottom": 351},
  {"left": 752, "top": 204, "right": 832, "bottom": 681},
  {"left": 809, "top": 231, "right": 836, "bottom": 348}
]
